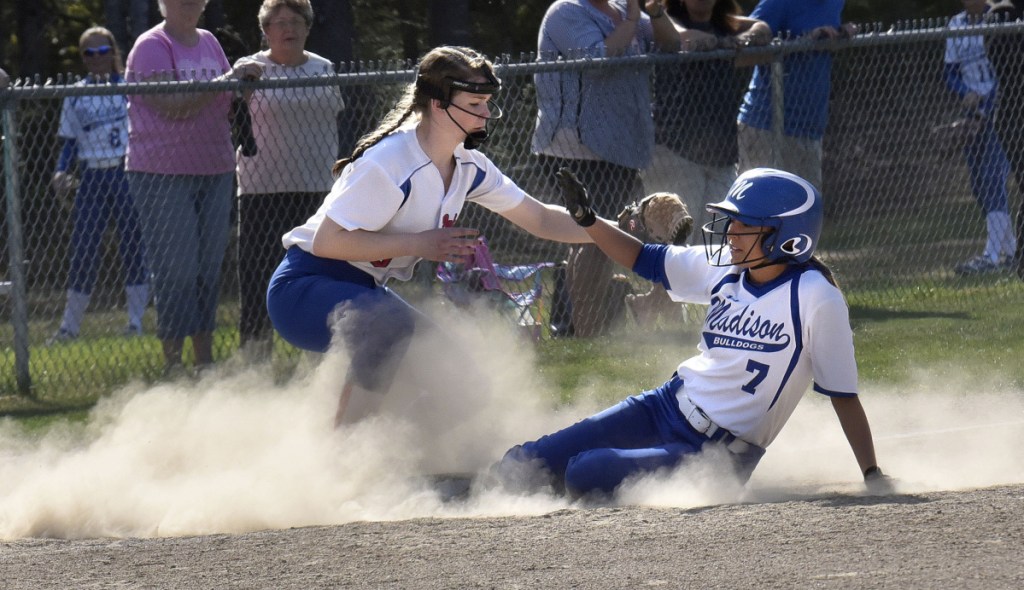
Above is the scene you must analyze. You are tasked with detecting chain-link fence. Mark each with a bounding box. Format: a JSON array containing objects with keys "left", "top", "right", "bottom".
[{"left": 3, "top": 21, "right": 1024, "bottom": 400}]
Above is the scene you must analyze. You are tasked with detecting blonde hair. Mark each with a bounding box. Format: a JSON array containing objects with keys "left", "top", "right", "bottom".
[
  {"left": 332, "top": 46, "right": 496, "bottom": 175},
  {"left": 79, "top": 26, "right": 125, "bottom": 75}
]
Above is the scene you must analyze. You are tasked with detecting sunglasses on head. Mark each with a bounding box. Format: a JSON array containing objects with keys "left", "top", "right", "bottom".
[{"left": 82, "top": 45, "right": 112, "bottom": 57}]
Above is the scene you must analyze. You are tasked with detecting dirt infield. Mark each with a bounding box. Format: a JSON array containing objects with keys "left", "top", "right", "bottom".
[
  {"left": 2, "top": 483, "right": 1022, "bottom": 589},
  {"left": 2, "top": 319, "right": 1022, "bottom": 588}
]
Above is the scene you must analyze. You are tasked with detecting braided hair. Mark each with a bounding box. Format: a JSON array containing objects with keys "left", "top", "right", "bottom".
[{"left": 332, "top": 46, "right": 497, "bottom": 176}]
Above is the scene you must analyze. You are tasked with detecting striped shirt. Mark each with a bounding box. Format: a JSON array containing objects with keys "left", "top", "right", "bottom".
[{"left": 532, "top": 0, "right": 657, "bottom": 169}]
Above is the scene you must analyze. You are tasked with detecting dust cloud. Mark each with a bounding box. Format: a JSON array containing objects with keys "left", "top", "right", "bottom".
[{"left": 0, "top": 302, "right": 1021, "bottom": 540}]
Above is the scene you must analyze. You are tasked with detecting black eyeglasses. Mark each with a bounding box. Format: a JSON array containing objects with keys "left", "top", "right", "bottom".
[{"left": 82, "top": 45, "right": 112, "bottom": 57}]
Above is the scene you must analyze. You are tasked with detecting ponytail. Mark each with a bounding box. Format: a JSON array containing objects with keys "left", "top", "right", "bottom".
[
  {"left": 332, "top": 87, "right": 417, "bottom": 176},
  {"left": 806, "top": 255, "right": 840, "bottom": 290},
  {"left": 331, "top": 45, "right": 497, "bottom": 177}
]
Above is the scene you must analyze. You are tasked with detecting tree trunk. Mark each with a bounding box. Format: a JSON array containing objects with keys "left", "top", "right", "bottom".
[
  {"left": 305, "top": 0, "right": 357, "bottom": 157},
  {"left": 307, "top": 0, "right": 354, "bottom": 66}
]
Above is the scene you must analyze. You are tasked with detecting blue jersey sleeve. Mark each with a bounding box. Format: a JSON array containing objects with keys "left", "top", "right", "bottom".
[{"left": 631, "top": 243, "right": 672, "bottom": 289}]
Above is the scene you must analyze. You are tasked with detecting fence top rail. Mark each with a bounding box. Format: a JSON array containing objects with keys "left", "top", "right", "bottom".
[{"left": 1, "top": 19, "right": 1023, "bottom": 101}]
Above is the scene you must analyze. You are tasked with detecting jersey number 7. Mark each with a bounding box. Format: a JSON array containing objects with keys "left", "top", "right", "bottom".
[{"left": 742, "top": 359, "right": 769, "bottom": 395}]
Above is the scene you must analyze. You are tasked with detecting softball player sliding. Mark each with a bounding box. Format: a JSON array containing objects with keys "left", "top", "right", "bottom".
[
  {"left": 498, "top": 168, "right": 892, "bottom": 497},
  {"left": 266, "top": 46, "right": 591, "bottom": 423},
  {"left": 48, "top": 27, "right": 148, "bottom": 345}
]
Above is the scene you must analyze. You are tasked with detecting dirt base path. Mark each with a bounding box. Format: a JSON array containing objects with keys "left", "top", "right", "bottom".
[{"left": 2, "top": 483, "right": 1022, "bottom": 589}]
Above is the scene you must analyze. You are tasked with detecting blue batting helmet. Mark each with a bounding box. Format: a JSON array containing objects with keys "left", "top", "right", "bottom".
[{"left": 702, "top": 168, "right": 823, "bottom": 266}]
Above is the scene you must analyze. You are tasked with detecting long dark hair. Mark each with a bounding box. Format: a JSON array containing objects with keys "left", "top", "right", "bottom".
[
  {"left": 331, "top": 46, "right": 497, "bottom": 175},
  {"left": 806, "top": 256, "right": 840, "bottom": 290},
  {"left": 663, "top": 0, "right": 743, "bottom": 34}
]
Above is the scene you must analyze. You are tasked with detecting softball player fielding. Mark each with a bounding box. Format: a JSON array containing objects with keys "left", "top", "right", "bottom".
[{"left": 266, "top": 46, "right": 592, "bottom": 424}]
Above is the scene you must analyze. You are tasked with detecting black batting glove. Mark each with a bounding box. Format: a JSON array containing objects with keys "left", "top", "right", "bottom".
[{"left": 556, "top": 167, "right": 597, "bottom": 227}]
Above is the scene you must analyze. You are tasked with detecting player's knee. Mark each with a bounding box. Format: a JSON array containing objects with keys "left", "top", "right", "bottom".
[
  {"left": 336, "top": 296, "right": 416, "bottom": 391},
  {"left": 564, "top": 449, "right": 622, "bottom": 498}
]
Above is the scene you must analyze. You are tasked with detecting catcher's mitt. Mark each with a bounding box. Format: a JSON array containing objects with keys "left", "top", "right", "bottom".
[{"left": 617, "top": 192, "right": 693, "bottom": 245}]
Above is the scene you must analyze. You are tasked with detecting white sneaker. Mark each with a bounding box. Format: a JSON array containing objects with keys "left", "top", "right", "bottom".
[
  {"left": 45, "top": 328, "right": 77, "bottom": 346},
  {"left": 954, "top": 255, "right": 1010, "bottom": 275}
]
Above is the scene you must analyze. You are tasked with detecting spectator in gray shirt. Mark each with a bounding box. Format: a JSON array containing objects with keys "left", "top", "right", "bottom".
[{"left": 533, "top": 0, "right": 679, "bottom": 338}]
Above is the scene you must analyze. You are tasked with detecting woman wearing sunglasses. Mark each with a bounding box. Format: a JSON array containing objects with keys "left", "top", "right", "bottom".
[{"left": 48, "top": 27, "right": 149, "bottom": 346}]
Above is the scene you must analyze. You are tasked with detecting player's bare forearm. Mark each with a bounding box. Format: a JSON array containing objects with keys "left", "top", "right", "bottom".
[
  {"left": 501, "top": 197, "right": 593, "bottom": 244},
  {"left": 311, "top": 216, "right": 479, "bottom": 263},
  {"left": 312, "top": 221, "right": 410, "bottom": 261},
  {"left": 585, "top": 217, "right": 644, "bottom": 270},
  {"left": 831, "top": 396, "right": 879, "bottom": 474}
]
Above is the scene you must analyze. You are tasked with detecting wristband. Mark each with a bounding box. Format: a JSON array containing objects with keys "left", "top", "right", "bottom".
[{"left": 572, "top": 207, "right": 597, "bottom": 227}]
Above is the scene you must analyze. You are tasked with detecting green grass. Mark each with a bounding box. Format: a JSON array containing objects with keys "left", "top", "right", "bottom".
[
  {"left": 850, "top": 294, "right": 1024, "bottom": 387},
  {"left": 532, "top": 284, "right": 1024, "bottom": 401},
  {"left": 3, "top": 280, "right": 1023, "bottom": 429}
]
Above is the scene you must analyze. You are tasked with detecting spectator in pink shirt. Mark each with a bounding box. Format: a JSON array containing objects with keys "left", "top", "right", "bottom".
[{"left": 125, "top": 0, "right": 262, "bottom": 376}]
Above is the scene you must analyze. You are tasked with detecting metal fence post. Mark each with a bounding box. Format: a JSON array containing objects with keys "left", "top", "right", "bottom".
[
  {"left": 770, "top": 55, "right": 785, "bottom": 168},
  {"left": 2, "top": 101, "right": 32, "bottom": 395}
]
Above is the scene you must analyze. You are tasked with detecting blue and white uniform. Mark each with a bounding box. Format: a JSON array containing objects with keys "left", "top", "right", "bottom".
[
  {"left": 944, "top": 8, "right": 1015, "bottom": 264},
  {"left": 53, "top": 74, "right": 148, "bottom": 338},
  {"left": 280, "top": 126, "right": 525, "bottom": 284},
  {"left": 268, "top": 126, "right": 525, "bottom": 389},
  {"left": 500, "top": 245, "right": 857, "bottom": 495},
  {"left": 659, "top": 246, "right": 856, "bottom": 448}
]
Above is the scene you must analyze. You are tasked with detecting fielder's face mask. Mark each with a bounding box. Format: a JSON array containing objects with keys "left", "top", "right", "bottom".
[{"left": 416, "top": 72, "right": 503, "bottom": 149}]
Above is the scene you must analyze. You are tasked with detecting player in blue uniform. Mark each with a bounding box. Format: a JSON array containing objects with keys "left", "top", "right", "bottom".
[
  {"left": 267, "top": 46, "right": 591, "bottom": 423},
  {"left": 497, "top": 167, "right": 891, "bottom": 497},
  {"left": 48, "top": 27, "right": 148, "bottom": 345},
  {"left": 944, "top": 0, "right": 1016, "bottom": 274}
]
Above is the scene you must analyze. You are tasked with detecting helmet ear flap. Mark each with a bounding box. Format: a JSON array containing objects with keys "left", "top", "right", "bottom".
[{"left": 760, "top": 225, "right": 779, "bottom": 257}]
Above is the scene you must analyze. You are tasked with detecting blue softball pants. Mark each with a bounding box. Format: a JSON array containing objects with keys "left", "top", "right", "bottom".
[
  {"left": 67, "top": 166, "right": 147, "bottom": 293},
  {"left": 499, "top": 375, "right": 765, "bottom": 498},
  {"left": 267, "top": 247, "right": 422, "bottom": 392},
  {"left": 964, "top": 117, "right": 1011, "bottom": 214}
]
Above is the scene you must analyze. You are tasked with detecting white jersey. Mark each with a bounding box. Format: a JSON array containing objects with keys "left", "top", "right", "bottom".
[
  {"left": 57, "top": 77, "right": 128, "bottom": 163},
  {"left": 282, "top": 127, "right": 527, "bottom": 283},
  {"left": 945, "top": 11, "right": 997, "bottom": 98},
  {"left": 235, "top": 51, "right": 344, "bottom": 195},
  {"left": 662, "top": 247, "right": 858, "bottom": 448}
]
